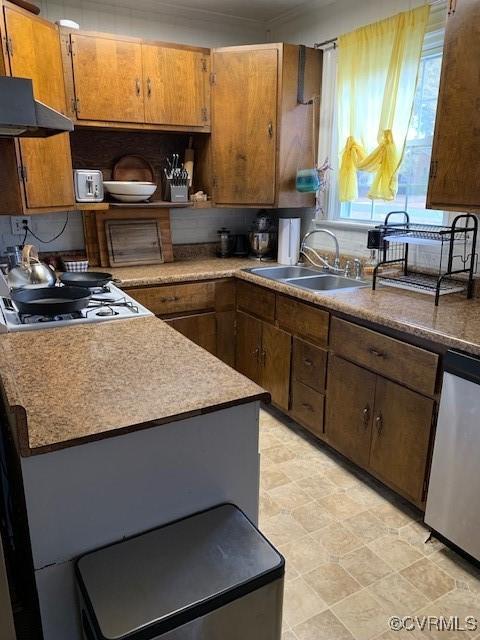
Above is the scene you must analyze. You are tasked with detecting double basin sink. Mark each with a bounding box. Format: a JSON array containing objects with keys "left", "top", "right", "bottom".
[{"left": 244, "top": 265, "right": 369, "bottom": 293}]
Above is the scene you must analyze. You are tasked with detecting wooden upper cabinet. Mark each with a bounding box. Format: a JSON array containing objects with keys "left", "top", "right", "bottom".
[
  {"left": 211, "top": 43, "right": 322, "bottom": 208},
  {"left": 142, "top": 44, "right": 209, "bottom": 127},
  {"left": 2, "top": 4, "right": 74, "bottom": 210},
  {"left": 212, "top": 47, "right": 278, "bottom": 206},
  {"left": 70, "top": 34, "right": 144, "bottom": 123},
  {"left": 427, "top": 0, "right": 480, "bottom": 211}
]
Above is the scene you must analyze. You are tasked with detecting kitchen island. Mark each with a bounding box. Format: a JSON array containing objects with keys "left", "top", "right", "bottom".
[{"left": 0, "top": 316, "right": 268, "bottom": 640}]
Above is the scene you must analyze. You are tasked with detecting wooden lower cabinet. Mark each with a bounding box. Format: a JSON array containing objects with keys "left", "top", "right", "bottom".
[
  {"left": 235, "top": 310, "right": 291, "bottom": 410},
  {"left": 165, "top": 312, "right": 216, "bottom": 356},
  {"left": 261, "top": 322, "right": 291, "bottom": 412},
  {"left": 369, "top": 378, "right": 434, "bottom": 505},
  {"left": 235, "top": 311, "right": 262, "bottom": 384},
  {"left": 326, "top": 356, "right": 376, "bottom": 468},
  {"left": 127, "top": 280, "right": 235, "bottom": 366},
  {"left": 325, "top": 355, "right": 434, "bottom": 506}
]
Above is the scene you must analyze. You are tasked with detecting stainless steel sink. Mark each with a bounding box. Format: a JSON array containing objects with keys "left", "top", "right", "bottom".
[
  {"left": 287, "top": 275, "right": 368, "bottom": 291},
  {"left": 244, "top": 265, "right": 369, "bottom": 293},
  {"left": 248, "top": 266, "right": 320, "bottom": 279}
]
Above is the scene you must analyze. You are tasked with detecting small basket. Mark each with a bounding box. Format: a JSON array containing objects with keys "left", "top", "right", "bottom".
[{"left": 63, "top": 260, "right": 89, "bottom": 272}]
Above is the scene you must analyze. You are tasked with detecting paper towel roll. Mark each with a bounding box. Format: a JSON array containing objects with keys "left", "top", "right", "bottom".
[{"left": 277, "top": 218, "right": 301, "bottom": 266}]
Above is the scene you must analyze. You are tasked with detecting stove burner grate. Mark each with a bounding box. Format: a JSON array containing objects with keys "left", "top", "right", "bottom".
[{"left": 19, "top": 310, "right": 84, "bottom": 324}]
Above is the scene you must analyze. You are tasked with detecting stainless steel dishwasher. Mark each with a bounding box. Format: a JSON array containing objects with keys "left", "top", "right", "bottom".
[{"left": 425, "top": 350, "right": 480, "bottom": 562}]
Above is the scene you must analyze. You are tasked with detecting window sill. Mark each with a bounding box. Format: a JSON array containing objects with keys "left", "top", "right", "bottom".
[{"left": 314, "top": 218, "right": 376, "bottom": 232}]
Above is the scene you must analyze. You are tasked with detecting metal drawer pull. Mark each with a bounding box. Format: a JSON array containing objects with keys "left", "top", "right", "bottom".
[
  {"left": 303, "top": 358, "right": 313, "bottom": 367},
  {"left": 376, "top": 413, "right": 383, "bottom": 436},
  {"left": 369, "top": 347, "right": 385, "bottom": 358},
  {"left": 362, "top": 405, "right": 370, "bottom": 429},
  {"left": 261, "top": 349, "right": 267, "bottom": 366},
  {"left": 135, "top": 78, "right": 141, "bottom": 96},
  {"left": 301, "top": 402, "right": 313, "bottom": 411},
  {"left": 267, "top": 122, "right": 273, "bottom": 138},
  {"left": 160, "top": 295, "right": 179, "bottom": 303},
  {"left": 147, "top": 78, "right": 152, "bottom": 97}
]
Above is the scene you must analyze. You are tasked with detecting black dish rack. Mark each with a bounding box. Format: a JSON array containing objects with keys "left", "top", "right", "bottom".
[{"left": 371, "top": 211, "right": 478, "bottom": 306}]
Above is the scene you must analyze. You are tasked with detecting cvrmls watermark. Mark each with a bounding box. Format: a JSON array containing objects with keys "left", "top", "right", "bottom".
[{"left": 389, "top": 616, "right": 478, "bottom": 632}]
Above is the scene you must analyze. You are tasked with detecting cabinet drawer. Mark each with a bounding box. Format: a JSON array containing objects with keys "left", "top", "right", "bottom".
[
  {"left": 291, "top": 380, "right": 324, "bottom": 437},
  {"left": 237, "top": 281, "right": 275, "bottom": 323},
  {"left": 276, "top": 295, "right": 329, "bottom": 346},
  {"left": 293, "top": 338, "right": 327, "bottom": 392},
  {"left": 127, "top": 282, "right": 216, "bottom": 316},
  {"left": 330, "top": 317, "right": 439, "bottom": 396}
]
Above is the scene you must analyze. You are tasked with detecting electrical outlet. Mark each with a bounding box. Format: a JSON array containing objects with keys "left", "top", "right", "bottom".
[{"left": 11, "top": 216, "right": 31, "bottom": 235}]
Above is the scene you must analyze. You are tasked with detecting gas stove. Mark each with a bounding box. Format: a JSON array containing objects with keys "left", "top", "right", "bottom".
[{"left": 0, "top": 281, "right": 152, "bottom": 332}]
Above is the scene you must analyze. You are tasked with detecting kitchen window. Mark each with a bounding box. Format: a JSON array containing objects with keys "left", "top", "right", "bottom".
[{"left": 323, "top": 5, "right": 446, "bottom": 226}]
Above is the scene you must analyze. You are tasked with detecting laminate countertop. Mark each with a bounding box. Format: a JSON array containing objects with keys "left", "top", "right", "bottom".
[
  {"left": 110, "top": 257, "right": 254, "bottom": 287},
  {"left": 0, "top": 316, "right": 269, "bottom": 456},
  {"left": 111, "top": 257, "right": 480, "bottom": 357}
]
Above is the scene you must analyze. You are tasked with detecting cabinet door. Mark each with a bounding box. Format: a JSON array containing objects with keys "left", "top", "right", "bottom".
[
  {"left": 427, "top": 0, "right": 480, "bottom": 210},
  {"left": 326, "top": 356, "right": 376, "bottom": 468},
  {"left": 166, "top": 312, "right": 216, "bottom": 356},
  {"left": 261, "top": 322, "right": 291, "bottom": 412},
  {"left": 370, "top": 378, "right": 433, "bottom": 504},
  {"left": 235, "top": 311, "right": 262, "bottom": 385},
  {"left": 70, "top": 34, "right": 144, "bottom": 123},
  {"left": 142, "top": 45, "right": 208, "bottom": 127},
  {"left": 212, "top": 48, "right": 278, "bottom": 205},
  {"left": 4, "top": 7, "right": 74, "bottom": 209}
]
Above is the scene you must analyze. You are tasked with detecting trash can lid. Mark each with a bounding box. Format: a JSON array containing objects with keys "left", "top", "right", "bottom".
[{"left": 76, "top": 504, "right": 284, "bottom": 640}]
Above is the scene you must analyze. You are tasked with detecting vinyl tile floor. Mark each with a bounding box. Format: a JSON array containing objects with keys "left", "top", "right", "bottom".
[{"left": 258, "top": 408, "right": 480, "bottom": 640}]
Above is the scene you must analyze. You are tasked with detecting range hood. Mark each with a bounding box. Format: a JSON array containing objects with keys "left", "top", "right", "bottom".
[{"left": 0, "top": 76, "right": 73, "bottom": 138}]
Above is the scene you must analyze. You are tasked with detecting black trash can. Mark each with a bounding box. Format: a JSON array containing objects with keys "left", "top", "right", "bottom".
[{"left": 76, "top": 504, "right": 285, "bottom": 640}]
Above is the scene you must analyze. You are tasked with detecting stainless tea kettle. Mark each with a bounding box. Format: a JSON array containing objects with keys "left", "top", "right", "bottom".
[{"left": 7, "top": 244, "right": 56, "bottom": 289}]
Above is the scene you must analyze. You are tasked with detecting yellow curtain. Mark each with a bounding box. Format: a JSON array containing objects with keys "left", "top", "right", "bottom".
[{"left": 337, "top": 5, "right": 430, "bottom": 202}]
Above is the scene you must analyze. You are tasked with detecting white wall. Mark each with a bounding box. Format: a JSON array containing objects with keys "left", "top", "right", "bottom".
[{"left": 37, "top": 0, "right": 267, "bottom": 46}]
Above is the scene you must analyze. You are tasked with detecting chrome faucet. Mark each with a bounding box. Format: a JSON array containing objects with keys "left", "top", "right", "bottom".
[{"left": 300, "top": 228, "right": 342, "bottom": 272}]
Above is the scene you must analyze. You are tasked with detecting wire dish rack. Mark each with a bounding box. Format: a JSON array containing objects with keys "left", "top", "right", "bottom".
[{"left": 372, "top": 211, "right": 478, "bottom": 306}]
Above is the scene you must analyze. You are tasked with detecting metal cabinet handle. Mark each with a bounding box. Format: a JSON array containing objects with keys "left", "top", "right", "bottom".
[
  {"left": 267, "top": 122, "right": 273, "bottom": 138},
  {"left": 160, "top": 295, "right": 178, "bottom": 303},
  {"left": 362, "top": 405, "right": 370, "bottom": 429},
  {"left": 261, "top": 349, "right": 267, "bottom": 366},
  {"left": 147, "top": 77, "right": 152, "bottom": 97},
  {"left": 376, "top": 413, "right": 383, "bottom": 436},
  {"left": 369, "top": 347, "right": 385, "bottom": 358},
  {"left": 254, "top": 346, "right": 260, "bottom": 361},
  {"left": 303, "top": 358, "right": 313, "bottom": 367},
  {"left": 135, "top": 78, "right": 141, "bottom": 96},
  {"left": 301, "top": 402, "right": 313, "bottom": 412}
]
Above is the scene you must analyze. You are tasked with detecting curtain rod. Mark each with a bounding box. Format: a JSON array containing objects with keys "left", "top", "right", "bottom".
[{"left": 314, "top": 0, "right": 447, "bottom": 49}]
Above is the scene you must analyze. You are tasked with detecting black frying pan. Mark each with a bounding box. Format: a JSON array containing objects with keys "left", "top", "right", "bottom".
[
  {"left": 10, "top": 286, "right": 91, "bottom": 316},
  {"left": 59, "top": 271, "right": 118, "bottom": 289}
]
